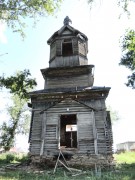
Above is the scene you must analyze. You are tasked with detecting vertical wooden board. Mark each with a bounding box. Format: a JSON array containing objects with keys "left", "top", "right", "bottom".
[
  {"left": 30, "top": 111, "right": 42, "bottom": 154},
  {"left": 92, "top": 111, "right": 98, "bottom": 155},
  {"left": 43, "top": 113, "right": 59, "bottom": 152},
  {"left": 40, "top": 112, "right": 47, "bottom": 155},
  {"left": 78, "top": 42, "right": 86, "bottom": 56},
  {"left": 77, "top": 112, "right": 94, "bottom": 151},
  {"left": 95, "top": 111, "right": 106, "bottom": 127},
  {"left": 72, "top": 39, "right": 78, "bottom": 55},
  {"left": 30, "top": 111, "right": 42, "bottom": 141},
  {"left": 50, "top": 42, "right": 56, "bottom": 60},
  {"left": 56, "top": 40, "right": 62, "bottom": 56}
]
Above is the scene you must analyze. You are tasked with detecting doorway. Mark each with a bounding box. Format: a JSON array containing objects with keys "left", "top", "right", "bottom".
[{"left": 60, "top": 114, "right": 77, "bottom": 148}]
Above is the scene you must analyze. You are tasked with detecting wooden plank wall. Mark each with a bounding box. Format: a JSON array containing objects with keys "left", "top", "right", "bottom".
[
  {"left": 95, "top": 111, "right": 109, "bottom": 154},
  {"left": 49, "top": 56, "right": 79, "bottom": 67},
  {"left": 45, "top": 73, "right": 93, "bottom": 89},
  {"left": 50, "top": 42, "right": 56, "bottom": 60},
  {"left": 29, "top": 111, "right": 42, "bottom": 155},
  {"left": 77, "top": 113, "right": 95, "bottom": 154},
  {"left": 49, "top": 56, "right": 87, "bottom": 67},
  {"left": 105, "top": 111, "right": 113, "bottom": 154},
  {"left": 78, "top": 42, "right": 87, "bottom": 57},
  {"left": 42, "top": 99, "right": 95, "bottom": 155},
  {"left": 29, "top": 99, "right": 112, "bottom": 156},
  {"left": 72, "top": 39, "right": 78, "bottom": 55}
]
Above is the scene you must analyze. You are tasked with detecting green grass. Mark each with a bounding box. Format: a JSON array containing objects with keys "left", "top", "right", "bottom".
[
  {"left": 114, "top": 151, "right": 135, "bottom": 164},
  {"left": 0, "top": 152, "right": 135, "bottom": 179}
]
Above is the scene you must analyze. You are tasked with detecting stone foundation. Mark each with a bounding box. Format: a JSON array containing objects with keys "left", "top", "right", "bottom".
[{"left": 30, "top": 154, "right": 114, "bottom": 169}]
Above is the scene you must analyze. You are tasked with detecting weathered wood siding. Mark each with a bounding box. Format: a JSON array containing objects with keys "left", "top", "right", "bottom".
[
  {"left": 29, "top": 99, "right": 111, "bottom": 156},
  {"left": 105, "top": 111, "right": 113, "bottom": 154},
  {"left": 43, "top": 99, "right": 94, "bottom": 155},
  {"left": 72, "top": 38, "right": 78, "bottom": 55},
  {"left": 45, "top": 74, "right": 94, "bottom": 89},
  {"left": 29, "top": 111, "right": 42, "bottom": 155},
  {"left": 95, "top": 111, "right": 110, "bottom": 154},
  {"left": 49, "top": 37, "right": 88, "bottom": 67},
  {"left": 77, "top": 112, "right": 95, "bottom": 154},
  {"left": 56, "top": 40, "right": 62, "bottom": 56},
  {"left": 49, "top": 55, "right": 88, "bottom": 68},
  {"left": 78, "top": 41, "right": 87, "bottom": 57},
  {"left": 49, "top": 56, "right": 79, "bottom": 67},
  {"left": 80, "top": 99, "right": 106, "bottom": 111},
  {"left": 50, "top": 42, "right": 56, "bottom": 60}
]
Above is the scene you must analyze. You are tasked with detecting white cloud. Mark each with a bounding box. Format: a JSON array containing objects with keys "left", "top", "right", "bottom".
[{"left": 0, "top": 21, "right": 7, "bottom": 43}]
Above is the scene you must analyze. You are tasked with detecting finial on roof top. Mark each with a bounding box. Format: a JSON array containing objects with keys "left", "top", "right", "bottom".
[{"left": 63, "top": 16, "right": 72, "bottom": 25}]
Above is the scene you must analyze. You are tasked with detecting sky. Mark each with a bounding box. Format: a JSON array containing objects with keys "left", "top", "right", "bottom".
[{"left": 0, "top": 0, "right": 135, "bottom": 151}]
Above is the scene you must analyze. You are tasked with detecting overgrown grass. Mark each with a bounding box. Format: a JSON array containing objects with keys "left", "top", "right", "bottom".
[
  {"left": 0, "top": 151, "right": 135, "bottom": 179},
  {"left": 0, "top": 152, "right": 28, "bottom": 165},
  {"left": 114, "top": 151, "right": 135, "bottom": 164},
  {"left": 1, "top": 168, "right": 135, "bottom": 180}
]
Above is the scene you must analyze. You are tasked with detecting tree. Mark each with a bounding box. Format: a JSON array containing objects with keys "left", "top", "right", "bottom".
[
  {"left": 120, "top": 29, "right": 135, "bottom": 88},
  {"left": 107, "top": 105, "right": 120, "bottom": 123},
  {"left": 88, "top": 0, "right": 135, "bottom": 13},
  {"left": 0, "top": 0, "right": 62, "bottom": 37},
  {"left": 0, "top": 69, "right": 37, "bottom": 151},
  {"left": 0, "top": 69, "right": 37, "bottom": 99},
  {"left": 88, "top": 0, "right": 135, "bottom": 88},
  {"left": 0, "top": 95, "right": 27, "bottom": 151}
]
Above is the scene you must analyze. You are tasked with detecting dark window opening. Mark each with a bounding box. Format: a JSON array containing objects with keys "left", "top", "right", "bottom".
[
  {"left": 62, "top": 42, "right": 73, "bottom": 56},
  {"left": 60, "top": 114, "right": 77, "bottom": 148}
]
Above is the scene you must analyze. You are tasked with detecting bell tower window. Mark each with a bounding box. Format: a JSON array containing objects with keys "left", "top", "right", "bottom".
[{"left": 62, "top": 39, "right": 73, "bottom": 56}]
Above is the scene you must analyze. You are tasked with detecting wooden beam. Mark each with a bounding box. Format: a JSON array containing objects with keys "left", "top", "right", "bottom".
[
  {"left": 40, "top": 112, "right": 47, "bottom": 156},
  {"left": 92, "top": 111, "right": 98, "bottom": 155}
]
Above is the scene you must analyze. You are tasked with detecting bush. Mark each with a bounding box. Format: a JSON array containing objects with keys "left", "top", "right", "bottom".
[
  {"left": 15, "top": 154, "right": 29, "bottom": 163},
  {"left": 5, "top": 153, "right": 15, "bottom": 163}
]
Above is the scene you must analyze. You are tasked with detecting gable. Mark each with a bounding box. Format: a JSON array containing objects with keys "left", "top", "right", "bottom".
[
  {"left": 46, "top": 98, "right": 94, "bottom": 113},
  {"left": 61, "top": 29, "right": 73, "bottom": 35},
  {"left": 58, "top": 25, "right": 75, "bottom": 36}
]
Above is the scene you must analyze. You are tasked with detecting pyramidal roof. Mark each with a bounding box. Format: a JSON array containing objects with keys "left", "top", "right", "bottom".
[{"left": 47, "top": 16, "right": 88, "bottom": 45}]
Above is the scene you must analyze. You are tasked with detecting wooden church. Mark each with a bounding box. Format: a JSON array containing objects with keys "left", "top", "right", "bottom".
[{"left": 28, "top": 17, "right": 113, "bottom": 167}]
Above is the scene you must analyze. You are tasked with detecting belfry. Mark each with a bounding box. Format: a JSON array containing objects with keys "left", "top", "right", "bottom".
[{"left": 29, "top": 17, "right": 113, "bottom": 167}]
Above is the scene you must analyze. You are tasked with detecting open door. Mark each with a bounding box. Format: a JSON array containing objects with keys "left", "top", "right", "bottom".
[{"left": 60, "top": 114, "right": 77, "bottom": 148}]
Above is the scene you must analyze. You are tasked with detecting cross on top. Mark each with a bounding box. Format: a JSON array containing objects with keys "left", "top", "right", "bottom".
[{"left": 63, "top": 16, "right": 72, "bottom": 25}]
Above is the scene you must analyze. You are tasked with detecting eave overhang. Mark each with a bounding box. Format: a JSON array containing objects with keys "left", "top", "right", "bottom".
[
  {"left": 47, "top": 25, "right": 88, "bottom": 45},
  {"left": 29, "top": 86, "right": 111, "bottom": 101},
  {"left": 41, "top": 65, "right": 94, "bottom": 79}
]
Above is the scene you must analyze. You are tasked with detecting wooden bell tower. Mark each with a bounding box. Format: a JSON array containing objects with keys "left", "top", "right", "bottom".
[{"left": 29, "top": 17, "right": 113, "bottom": 168}]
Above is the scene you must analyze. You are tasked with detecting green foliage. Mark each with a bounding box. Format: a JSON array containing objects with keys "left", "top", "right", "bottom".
[
  {"left": 114, "top": 151, "right": 135, "bottom": 164},
  {"left": 107, "top": 106, "right": 120, "bottom": 123},
  {"left": 0, "top": 152, "right": 28, "bottom": 166},
  {"left": 5, "top": 154, "right": 15, "bottom": 163},
  {"left": 0, "top": 0, "right": 62, "bottom": 37},
  {"left": 0, "top": 122, "right": 15, "bottom": 151},
  {"left": 118, "top": 0, "right": 135, "bottom": 15},
  {"left": 0, "top": 95, "right": 31, "bottom": 150},
  {"left": 120, "top": 29, "right": 135, "bottom": 88},
  {"left": 15, "top": 154, "right": 29, "bottom": 163},
  {"left": 0, "top": 165, "right": 135, "bottom": 180},
  {"left": 0, "top": 153, "right": 15, "bottom": 164},
  {"left": 0, "top": 69, "right": 37, "bottom": 100},
  {"left": 0, "top": 152, "right": 135, "bottom": 179},
  {"left": 0, "top": 69, "right": 37, "bottom": 151},
  {"left": 88, "top": 0, "right": 135, "bottom": 14}
]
